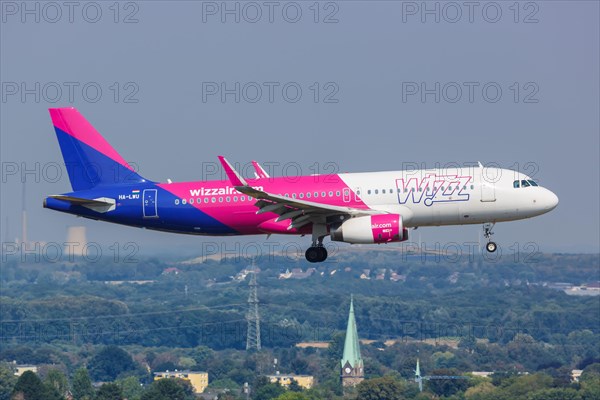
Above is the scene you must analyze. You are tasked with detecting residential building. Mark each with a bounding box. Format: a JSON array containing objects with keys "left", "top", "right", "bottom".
[
  {"left": 267, "top": 373, "right": 314, "bottom": 389},
  {"left": 153, "top": 370, "right": 208, "bottom": 393}
]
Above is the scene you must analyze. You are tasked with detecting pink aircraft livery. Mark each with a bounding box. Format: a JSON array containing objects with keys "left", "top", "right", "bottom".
[{"left": 44, "top": 108, "right": 559, "bottom": 262}]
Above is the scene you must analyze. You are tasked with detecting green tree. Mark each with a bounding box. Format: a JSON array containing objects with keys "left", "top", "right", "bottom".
[
  {"left": 464, "top": 382, "right": 496, "bottom": 400},
  {"left": 0, "top": 364, "right": 17, "bottom": 400},
  {"left": 140, "top": 379, "right": 193, "bottom": 400},
  {"left": 251, "top": 377, "right": 285, "bottom": 400},
  {"left": 94, "top": 383, "right": 123, "bottom": 400},
  {"left": 356, "top": 376, "right": 405, "bottom": 400},
  {"left": 274, "top": 393, "right": 310, "bottom": 400},
  {"left": 44, "top": 369, "right": 68, "bottom": 397},
  {"left": 580, "top": 364, "right": 600, "bottom": 400},
  {"left": 191, "top": 346, "right": 214, "bottom": 366},
  {"left": 527, "top": 388, "right": 582, "bottom": 400},
  {"left": 425, "top": 369, "right": 469, "bottom": 398},
  {"left": 72, "top": 368, "right": 94, "bottom": 400},
  {"left": 11, "top": 371, "right": 62, "bottom": 400},
  {"left": 116, "top": 376, "right": 143, "bottom": 400},
  {"left": 288, "top": 379, "right": 303, "bottom": 392},
  {"left": 503, "top": 373, "right": 553, "bottom": 398},
  {"left": 327, "top": 333, "right": 345, "bottom": 365},
  {"left": 89, "top": 346, "right": 137, "bottom": 382}
]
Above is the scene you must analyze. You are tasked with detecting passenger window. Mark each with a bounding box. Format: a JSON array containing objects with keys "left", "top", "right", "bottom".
[
  {"left": 382, "top": 189, "right": 386, "bottom": 194},
  {"left": 189, "top": 198, "right": 194, "bottom": 204},
  {"left": 314, "top": 192, "right": 319, "bottom": 197},
  {"left": 292, "top": 194, "right": 297, "bottom": 199},
  {"left": 211, "top": 198, "right": 216, "bottom": 203},
  {"left": 375, "top": 189, "right": 379, "bottom": 194},
  {"left": 233, "top": 196, "right": 238, "bottom": 202},
  {"left": 299, "top": 193, "right": 304, "bottom": 198},
  {"left": 205, "top": 198, "right": 209, "bottom": 203},
  {"left": 306, "top": 192, "right": 311, "bottom": 198},
  {"left": 240, "top": 196, "right": 245, "bottom": 201},
  {"left": 521, "top": 180, "right": 530, "bottom": 187},
  {"left": 329, "top": 191, "right": 333, "bottom": 197},
  {"left": 219, "top": 197, "right": 223, "bottom": 202},
  {"left": 226, "top": 197, "right": 230, "bottom": 202},
  {"left": 336, "top": 191, "right": 340, "bottom": 196},
  {"left": 322, "top": 192, "right": 326, "bottom": 197},
  {"left": 182, "top": 199, "right": 187, "bottom": 205},
  {"left": 175, "top": 199, "right": 180, "bottom": 205}
]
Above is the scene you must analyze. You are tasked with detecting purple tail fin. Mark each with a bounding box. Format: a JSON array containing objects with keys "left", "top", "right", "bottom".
[{"left": 49, "top": 108, "right": 146, "bottom": 191}]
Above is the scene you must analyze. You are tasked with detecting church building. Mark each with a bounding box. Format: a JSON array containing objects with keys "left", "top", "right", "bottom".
[{"left": 341, "top": 296, "right": 364, "bottom": 388}]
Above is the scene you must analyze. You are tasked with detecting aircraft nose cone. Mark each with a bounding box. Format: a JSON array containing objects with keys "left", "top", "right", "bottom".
[{"left": 543, "top": 189, "right": 559, "bottom": 211}]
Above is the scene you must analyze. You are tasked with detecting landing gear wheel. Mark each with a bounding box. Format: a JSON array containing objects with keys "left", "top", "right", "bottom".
[
  {"left": 482, "top": 223, "right": 497, "bottom": 253},
  {"left": 318, "top": 246, "right": 328, "bottom": 262},
  {"left": 305, "top": 246, "right": 328, "bottom": 263}
]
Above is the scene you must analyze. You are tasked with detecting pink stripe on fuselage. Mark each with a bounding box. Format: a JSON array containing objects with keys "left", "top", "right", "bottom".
[
  {"left": 157, "top": 175, "right": 370, "bottom": 234},
  {"left": 49, "top": 108, "right": 134, "bottom": 171}
]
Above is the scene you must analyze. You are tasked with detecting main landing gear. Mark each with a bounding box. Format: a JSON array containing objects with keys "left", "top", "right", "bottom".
[
  {"left": 305, "top": 245, "right": 328, "bottom": 263},
  {"left": 305, "top": 223, "right": 328, "bottom": 263},
  {"left": 483, "top": 222, "right": 497, "bottom": 253}
]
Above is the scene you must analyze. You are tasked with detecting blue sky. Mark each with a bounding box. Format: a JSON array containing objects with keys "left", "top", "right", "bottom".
[{"left": 1, "top": 1, "right": 598, "bottom": 255}]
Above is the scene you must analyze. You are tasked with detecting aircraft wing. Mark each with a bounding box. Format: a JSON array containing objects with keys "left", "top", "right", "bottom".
[{"left": 218, "top": 156, "right": 377, "bottom": 230}]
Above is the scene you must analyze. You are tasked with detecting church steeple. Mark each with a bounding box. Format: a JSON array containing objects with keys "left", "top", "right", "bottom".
[{"left": 341, "top": 295, "right": 364, "bottom": 388}]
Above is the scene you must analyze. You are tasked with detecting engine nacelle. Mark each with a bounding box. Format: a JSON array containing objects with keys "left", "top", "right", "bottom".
[{"left": 330, "top": 214, "right": 408, "bottom": 244}]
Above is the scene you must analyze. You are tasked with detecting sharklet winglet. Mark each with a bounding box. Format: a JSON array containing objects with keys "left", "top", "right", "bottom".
[{"left": 217, "top": 156, "right": 248, "bottom": 187}]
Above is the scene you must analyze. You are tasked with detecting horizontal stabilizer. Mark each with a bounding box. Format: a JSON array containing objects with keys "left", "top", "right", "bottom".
[{"left": 47, "top": 195, "right": 116, "bottom": 213}]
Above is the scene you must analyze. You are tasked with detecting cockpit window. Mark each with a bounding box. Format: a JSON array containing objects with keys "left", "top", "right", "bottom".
[{"left": 514, "top": 179, "right": 539, "bottom": 188}]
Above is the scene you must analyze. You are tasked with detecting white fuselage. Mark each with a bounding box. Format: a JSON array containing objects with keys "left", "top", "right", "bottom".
[{"left": 338, "top": 167, "right": 558, "bottom": 227}]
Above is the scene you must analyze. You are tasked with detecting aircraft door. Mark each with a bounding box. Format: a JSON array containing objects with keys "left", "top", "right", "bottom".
[
  {"left": 343, "top": 188, "right": 351, "bottom": 203},
  {"left": 143, "top": 189, "right": 158, "bottom": 218},
  {"left": 354, "top": 187, "right": 362, "bottom": 202},
  {"left": 480, "top": 170, "right": 496, "bottom": 202}
]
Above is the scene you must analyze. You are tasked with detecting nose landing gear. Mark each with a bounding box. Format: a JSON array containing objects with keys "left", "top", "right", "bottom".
[{"left": 483, "top": 223, "right": 497, "bottom": 253}]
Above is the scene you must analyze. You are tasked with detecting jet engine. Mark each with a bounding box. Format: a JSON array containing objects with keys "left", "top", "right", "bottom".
[{"left": 330, "top": 214, "right": 408, "bottom": 244}]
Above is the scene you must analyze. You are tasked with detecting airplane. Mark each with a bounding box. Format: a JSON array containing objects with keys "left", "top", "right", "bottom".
[{"left": 43, "top": 107, "right": 559, "bottom": 263}]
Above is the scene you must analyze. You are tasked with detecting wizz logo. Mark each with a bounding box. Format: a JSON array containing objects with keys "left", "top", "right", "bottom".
[{"left": 396, "top": 174, "right": 472, "bottom": 206}]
